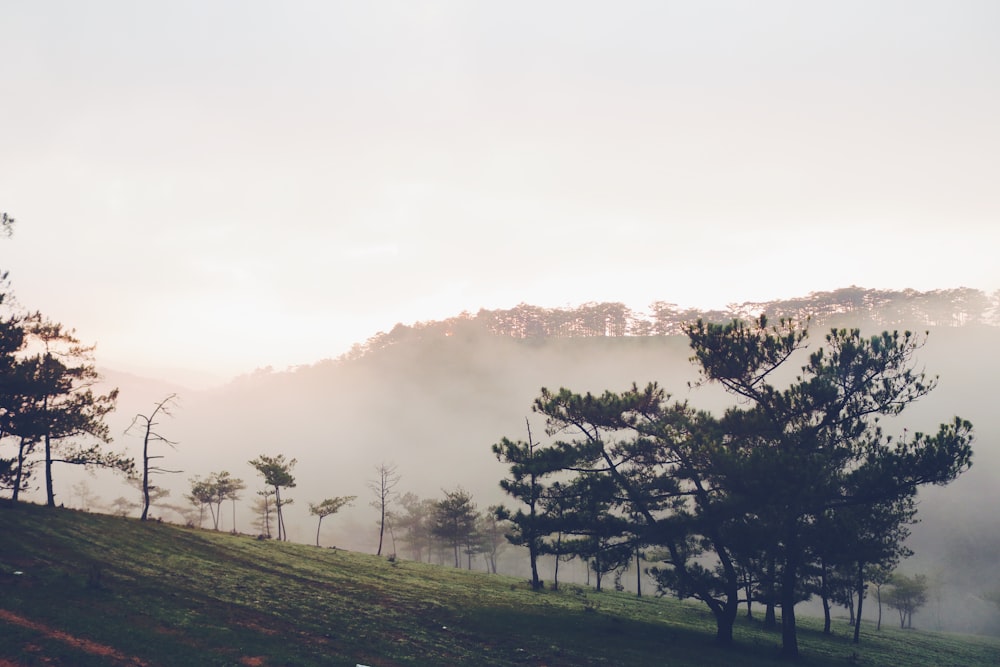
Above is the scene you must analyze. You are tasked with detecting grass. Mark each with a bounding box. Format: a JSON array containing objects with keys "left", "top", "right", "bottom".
[{"left": 1, "top": 501, "right": 998, "bottom": 666}]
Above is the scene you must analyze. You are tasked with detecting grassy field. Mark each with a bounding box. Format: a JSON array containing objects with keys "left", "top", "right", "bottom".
[{"left": 1, "top": 501, "right": 997, "bottom": 666}]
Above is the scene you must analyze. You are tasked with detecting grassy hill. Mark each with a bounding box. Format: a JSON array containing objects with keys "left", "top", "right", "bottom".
[{"left": 1, "top": 502, "right": 997, "bottom": 667}]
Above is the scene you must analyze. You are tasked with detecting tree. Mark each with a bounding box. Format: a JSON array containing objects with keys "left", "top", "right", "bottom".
[
  {"left": 187, "top": 475, "right": 215, "bottom": 528},
  {"left": 127, "top": 475, "right": 171, "bottom": 516},
  {"left": 20, "top": 315, "right": 132, "bottom": 506},
  {"left": 253, "top": 489, "right": 276, "bottom": 538},
  {"left": 109, "top": 495, "right": 138, "bottom": 517},
  {"left": 126, "top": 393, "right": 181, "bottom": 521},
  {"left": 478, "top": 507, "right": 509, "bottom": 573},
  {"left": 492, "top": 418, "right": 549, "bottom": 589},
  {"left": 807, "top": 494, "right": 914, "bottom": 642},
  {"left": 248, "top": 454, "right": 296, "bottom": 541},
  {"left": 540, "top": 472, "right": 631, "bottom": 593},
  {"left": 186, "top": 471, "right": 244, "bottom": 531},
  {"left": 70, "top": 480, "right": 101, "bottom": 512},
  {"left": 368, "top": 461, "right": 400, "bottom": 556},
  {"left": 536, "top": 481, "right": 578, "bottom": 591},
  {"left": 431, "top": 488, "right": 478, "bottom": 568},
  {"left": 529, "top": 385, "right": 745, "bottom": 644},
  {"left": 885, "top": 572, "right": 929, "bottom": 628},
  {"left": 0, "top": 304, "right": 28, "bottom": 498},
  {"left": 394, "top": 492, "right": 435, "bottom": 562},
  {"left": 492, "top": 317, "right": 973, "bottom": 656},
  {"left": 211, "top": 471, "right": 245, "bottom": 532},
  {"left": 684, "top": 317, "right": 973, "bottom": 657},
  {"left": 870, "top": 565, "right": 893, "bottom": 631},
  {"left": 309, "top": 496, "right": 356, "bottom": 547}
]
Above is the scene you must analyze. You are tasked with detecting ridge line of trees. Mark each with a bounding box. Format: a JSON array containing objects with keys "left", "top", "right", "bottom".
[{"left": 340, "top": 287, "right": 999, "bottom": 363}]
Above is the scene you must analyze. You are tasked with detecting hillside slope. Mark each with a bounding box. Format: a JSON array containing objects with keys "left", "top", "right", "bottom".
[
  {"left": 36, "top": 289, "right": 1000, "bottom": 636},
  {"left": 1, "top": 503, "right": 998, "bottom": 666}
]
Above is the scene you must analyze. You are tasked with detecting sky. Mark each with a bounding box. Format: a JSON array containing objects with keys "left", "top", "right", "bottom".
[{"left": 2, "top": 1, "right": 999, "bottom": 387}]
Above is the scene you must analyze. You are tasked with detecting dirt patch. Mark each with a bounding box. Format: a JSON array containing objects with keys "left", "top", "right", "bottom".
[{"left": 0, "top": 609, "right": 148, "bottom": 666}]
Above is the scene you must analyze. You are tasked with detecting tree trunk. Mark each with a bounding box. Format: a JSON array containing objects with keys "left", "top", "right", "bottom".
[
  {"left": 876, "top": 585, "right": 883, "bottom": 631},
  {"left": 715, "top": 586, "right": 738, "bottom": 645},
  {"left": 853, "top": 562, "right": 865, "bottom": 644},
  {"left": 12, "top": 436, "right": 27, "bottom": 502},
  {"left": 821, "top": 562, "right": 831, "bottom": 634},
  {"left": 376, "top": 502, "right": 385, "bottom": 556},
  {"left": 140, "top": 429, "right": 151, "bottom": 521},
  {"left": 275, "top": 486, "right": 284, "bottom": 541},
  {"left": 44, "top": 431, "right": 55, "bottom": 507},
  {"left": 636, "top": 548, "right": 642, "bottom": 598},
  {"left": 779, "top": 530, "right": 800, "bottom": 659},
  {"left": 763, "top": 557, "right": 777, "bottom": 629},
  {"left": 530, "top": 546, "right": 542, "bottom": 590}
]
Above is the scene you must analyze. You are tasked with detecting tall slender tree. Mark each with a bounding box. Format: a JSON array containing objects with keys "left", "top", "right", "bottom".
[
  {"left": 126, "top": 393, "right": 181, "bottom": 521},
  {"left": 368, "top": 461, "right": 400, "bottom": 556},
  {"left": 249, "top": 454, "right": 296, "bottom": 541},
  {"left": 492, "top": 418, "right": 550, "bottom": 589}
]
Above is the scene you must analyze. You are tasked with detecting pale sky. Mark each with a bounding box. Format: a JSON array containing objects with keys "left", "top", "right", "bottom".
[{"left": 2, "top": 1, "right": 999, "bottom": 387}]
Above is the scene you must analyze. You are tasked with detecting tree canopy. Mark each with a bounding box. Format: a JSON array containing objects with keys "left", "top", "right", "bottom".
[{"left": 493, "top": 316, "right": 973, "bottom": 658}]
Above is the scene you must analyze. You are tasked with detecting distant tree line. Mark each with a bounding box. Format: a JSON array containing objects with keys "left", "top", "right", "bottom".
[
  {"left": 492, "top": 316, "right": 973, "bottom": 659},
  {"left": 341, "top": 286, "right": 1000, "bottom": 361}
]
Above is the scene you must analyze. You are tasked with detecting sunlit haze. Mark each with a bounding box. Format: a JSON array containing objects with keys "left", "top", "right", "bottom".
[{"left": 2, "top": 1, "right": 998, "bottom": 386}]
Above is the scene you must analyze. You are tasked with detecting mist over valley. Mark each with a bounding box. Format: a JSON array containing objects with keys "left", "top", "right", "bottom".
[{"left": 42, "top": 287, "right": 1000, "bottom": 638}]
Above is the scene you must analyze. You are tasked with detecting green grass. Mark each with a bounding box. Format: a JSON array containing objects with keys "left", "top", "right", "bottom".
[{"left": 1, "top": 502, "right": 997, "bottom": 666}]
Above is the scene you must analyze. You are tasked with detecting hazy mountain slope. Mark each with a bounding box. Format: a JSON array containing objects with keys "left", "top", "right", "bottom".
[{"left": 55, "top": 289, "right": 1000, "bottom": 636}]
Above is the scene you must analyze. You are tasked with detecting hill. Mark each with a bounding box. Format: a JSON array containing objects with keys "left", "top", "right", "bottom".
[
  {"left": 20, "top": 286, "right": 1000, "bottom": 636},
  {"left": 1, "top": 502, "right": 998, "bottom": 666}
]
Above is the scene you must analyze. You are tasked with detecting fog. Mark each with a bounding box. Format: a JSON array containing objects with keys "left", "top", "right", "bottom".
[{"left": 21, "top": 298, "right": 1000, "bottom": 637}]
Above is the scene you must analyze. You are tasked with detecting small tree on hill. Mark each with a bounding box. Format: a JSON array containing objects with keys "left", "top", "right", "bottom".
[
  {"left": 187, "top": 475, "right": 215, "bottom": 528},
  {"left": 395, "top": 492, "right": 435, "bottom": 562},
  {"left": 368, "top": 461, "right": 400, "bottom": 556},
  {"left": 431, "top": 487, "right": 478, "bottom": 568},
  {"left": 308, "top": 496, "right": 356, "bottom": 547},
  {"left": 254, "top": 489, "right": 276, "bottom": 538},
  {"left": 885, "top": 572, "right": 929, "bottom": 629}
]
